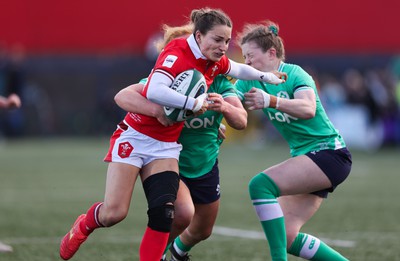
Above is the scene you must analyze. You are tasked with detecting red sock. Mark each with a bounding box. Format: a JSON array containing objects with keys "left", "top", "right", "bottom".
[
  {"left": 80, "top": 202, "right": 103, "bottom": 236},
  {"left": 139, "top": 227, "right": 169, "bottom": 261}
]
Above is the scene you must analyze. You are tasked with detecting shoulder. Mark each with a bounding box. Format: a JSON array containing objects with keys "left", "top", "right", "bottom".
[
  {"left": 159, "top": 38, "right": 190, "bottom": 60},
  {"left": 212, "top": 75, "right": 231, "bottom": 87},
  {"left": 282, "top": 63, "right": 315, "bottom": 89},
  {"left": 210, "top": 75, "right": 237, "bottom": 98},
  {"left": 234, "top": 78, "right": 259, "bottom": 89},
  {"left": 282, "top": 63, "right": 311, "bottom": 79},
  {"left": 154, "top": 39, "right": 193, "bottom": 78}
]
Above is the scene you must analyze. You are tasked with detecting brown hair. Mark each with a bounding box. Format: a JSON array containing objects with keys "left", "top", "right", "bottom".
[
  {"left": 237, "top": 20, "right": 285, "bottom": 61},
  {"left": 155, "top": 8, "right": 232, "bottom": 52},
  {"left": 190, "top": 7, "right": 232, "bottom": 36}
]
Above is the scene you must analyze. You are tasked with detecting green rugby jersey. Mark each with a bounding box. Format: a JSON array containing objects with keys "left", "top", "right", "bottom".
[
  {"left": 235, "top": 62, "right": 346, "bottom": 157},
  {"left": 179, "top": 75, "right": 238, "bottom": 178},
  {"left": 141, "top": 75, "right": 238, "bottom": 178}
]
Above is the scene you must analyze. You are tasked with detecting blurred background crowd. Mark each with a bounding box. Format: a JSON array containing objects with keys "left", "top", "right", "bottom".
[
  {"left": 248, "top": 55, "right": 400, "bottom": 151},
  {"left": 1, "top": 0, "right": 399, "bottom": 151}
]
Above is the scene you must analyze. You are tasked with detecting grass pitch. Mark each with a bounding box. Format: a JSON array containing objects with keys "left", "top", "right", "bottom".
[{"left": 0, "top": 138, "right": 399, "bottom": 260}]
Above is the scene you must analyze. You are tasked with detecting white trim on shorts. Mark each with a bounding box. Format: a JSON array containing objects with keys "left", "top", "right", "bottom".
[{"left": 108, "top": 120, "right": 182, "bottom": 168}]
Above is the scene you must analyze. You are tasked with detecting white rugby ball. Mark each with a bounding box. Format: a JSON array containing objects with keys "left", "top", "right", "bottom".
[{"left": 164, "top": 69, "right": 207, "bottom": 122}]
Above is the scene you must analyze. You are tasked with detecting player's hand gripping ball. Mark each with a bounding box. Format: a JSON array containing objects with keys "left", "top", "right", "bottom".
[{"left": 164, "top": 69, "right": 207, "bottom": 122}]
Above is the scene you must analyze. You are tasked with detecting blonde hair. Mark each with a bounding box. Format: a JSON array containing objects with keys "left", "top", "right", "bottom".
[{"left": 155, "top": 23, "right": 194, "bottom": 52}]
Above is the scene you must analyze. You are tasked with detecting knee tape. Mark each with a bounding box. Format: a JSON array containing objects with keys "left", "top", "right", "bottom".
[
  {"left": 248, "top": 173, "right": 281, "bottom": 199},
  {"left": 147, "top": 205, "right": 175, "bottom": 232},
  {"left": 142, "top": 171, "right": 179, "bottom": 232}
]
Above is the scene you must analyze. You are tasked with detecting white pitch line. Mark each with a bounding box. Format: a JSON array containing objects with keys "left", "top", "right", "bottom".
[
  {"left": 1, "top": 226, "right": 356, "bottom": 248},
  {"left": 0, "top": 241, "right": 13, "bottom": 252},
  {"left": 213, "top": 226, "right": 356, "bottom": 248}
]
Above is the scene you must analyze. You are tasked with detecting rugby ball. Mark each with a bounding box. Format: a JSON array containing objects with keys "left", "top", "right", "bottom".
[{"left": 164, "top": 69, "right": 207, "bottom": 122}]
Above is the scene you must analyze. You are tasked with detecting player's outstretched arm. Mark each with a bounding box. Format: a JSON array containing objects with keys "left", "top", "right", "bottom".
[{"left": 227, "top": 59, "right": 287, "bottom": 85}]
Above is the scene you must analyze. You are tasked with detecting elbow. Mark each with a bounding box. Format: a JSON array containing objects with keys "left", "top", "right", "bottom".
[
  {"left": 302, "top": 107, "right": 316, "bottom": 119},
  {"left": 236, "top": 121, "right": 247, "bottom": 130},
  {"left": 229, "top": 122, "right": 246, "bottom": 130},
  {"left": 229, "top": 115, "right": 248, "bottom": 130},
  {"left": 223, "top": 105, "right": 248, "bottom": 130},
  {"left": 114, "top": 91, "right": 123, "bottom": 107},
  {"left": 237, "top": 117, "right": 248, "bottom": 130},
  {"left": 114, "top": 89, "right": 131, "bottom": 110},
  {"left": 231, "top": 122, "right": 246, "bottom": 130}
]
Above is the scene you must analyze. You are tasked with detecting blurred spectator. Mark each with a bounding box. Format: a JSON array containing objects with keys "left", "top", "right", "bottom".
[
  {"left": 0, "top": 44, "right": 26, "bottom": 137},
  {"left": 390, "top": 56, "right": 400, "bottom": 146},
  {"left": 303, "top": 65, "right": 321, "bottom": 92},
  {"left": 145, "top": 31, "right": 163, "bottom": 61},
  {"left": 396, "top": 80, "right": 400, "bottom": 145},
  {"left": 319, "top": 72, "right": 347, "bottom": 111},
  {"left": 343, "top": 68, "right": 379, "bottom": 123},
  {"left": 0, "top": 93, "right": 21, "bottom": 109},
  {"left": 319, "top": 68, "right": 384, "bottom": 150},
  {"left": 365, "top": 68, "right": 398, "bottom": 146}
]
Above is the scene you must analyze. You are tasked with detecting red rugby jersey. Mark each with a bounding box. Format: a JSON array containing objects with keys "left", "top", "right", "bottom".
[{"left": 124, "top": 35, "right": 231, "bottom": 142}]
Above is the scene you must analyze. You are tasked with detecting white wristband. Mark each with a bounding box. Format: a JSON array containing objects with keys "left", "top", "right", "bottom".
[
  {"left": 276, "top": 97, "right": 281, "bottom": 109},
  {"left": 261, "top": 72, "right": 282, "bottom": 85},
  {"left": 260, "top": 90, "right": 271, "bottom": 108},
  {"left": 192, "top": 93, "right": 207, "bottom": 112}
]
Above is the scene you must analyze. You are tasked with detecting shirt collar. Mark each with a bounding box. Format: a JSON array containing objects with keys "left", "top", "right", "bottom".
[
  {"left": 187, "top": 34, "right": 206, "bottom": 60},
  {"left": 278, "top": 61, "right": 285, "bottom": 71}
]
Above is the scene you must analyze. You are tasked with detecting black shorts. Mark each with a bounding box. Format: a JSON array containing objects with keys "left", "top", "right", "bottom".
[
  {"left": 179, "top": 159, "right": 220, "bottom": 204},
  {"left": 306, "top": 147, "right": 352, "bottom": 198}
]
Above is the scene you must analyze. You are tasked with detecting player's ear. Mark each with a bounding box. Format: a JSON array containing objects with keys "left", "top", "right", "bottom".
[
  {"left": 268, "top": 48, "right": 277, "bottom": 57},
  {"left": 195, "top": 31, "right": 202, "bottom": 43}
]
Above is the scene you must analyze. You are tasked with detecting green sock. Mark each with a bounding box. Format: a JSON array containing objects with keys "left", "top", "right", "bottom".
[
  {"left": 249, "top": 173, "right": 287, "bottom": 261},
  {"left": 173, "top": 236, "right": 192, "bottom": 256},
  {"left": 288, "top": 233, "right": 349, "bottom": 261}
]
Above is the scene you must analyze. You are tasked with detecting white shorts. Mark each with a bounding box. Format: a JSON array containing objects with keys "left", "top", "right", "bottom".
[{"left": 104, "top": 120, "right": 182, "bottom": 168}]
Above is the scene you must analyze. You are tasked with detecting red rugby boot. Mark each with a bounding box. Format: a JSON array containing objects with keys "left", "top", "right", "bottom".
[{"left": 60, "top": 214, "right": 88, "bottom": 260}]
